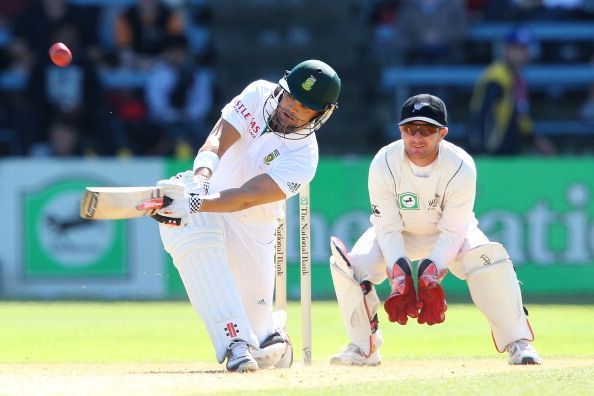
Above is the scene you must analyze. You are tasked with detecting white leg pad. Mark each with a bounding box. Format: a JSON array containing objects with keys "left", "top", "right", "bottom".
[
  {"left": 161, "top": 214, "right": 258, "bottom": 363},
  {"left": 330, "top": 237, "right": 383, "bottom": 355},
  {"left": 462, "top": 243, "right": 534, "bottom": 352}
]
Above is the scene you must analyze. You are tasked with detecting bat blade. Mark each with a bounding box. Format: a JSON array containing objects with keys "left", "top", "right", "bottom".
[{"left": 80, "top": 186, "right": 169, "bottom": 220}]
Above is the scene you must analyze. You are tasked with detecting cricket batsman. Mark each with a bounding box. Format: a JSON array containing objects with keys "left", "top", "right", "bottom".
[
  {"left": 329, "top": 93, "right": 541, "bottom": 366},
  {"left": 152, "top": 60, "right": 341, "bottom": 372}
]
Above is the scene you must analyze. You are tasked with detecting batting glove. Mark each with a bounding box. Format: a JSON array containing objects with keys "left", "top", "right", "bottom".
[
  {"left": 416, "top": 259, "right": 448, "bottom": 326},
  {"left": 384, "top": 257, "right": 418, "bottom": 325},
  {"left": 151, "top": 172, "right": 210, "bottom": 227}
]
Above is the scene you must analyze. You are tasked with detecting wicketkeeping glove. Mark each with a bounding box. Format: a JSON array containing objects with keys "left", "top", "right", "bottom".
[
  {"left": 416, "top": 259, "right": 448, "bottom": 326},
  {"left": 384, "top": 257, "right": 419, "bottom": 325}
]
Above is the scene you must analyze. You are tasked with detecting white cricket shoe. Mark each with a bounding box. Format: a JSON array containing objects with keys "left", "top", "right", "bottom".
[
  {"left": 251, "top": 330, "right": 293, "bottom": 369},
  {"left": 330, "top": 343, "right": 381, "bottom": 366},
  {"left": 226, "top": 340, "right": 259, "bottom": 372},
  {"left": 507, "top": 340, "right": 542, "bottom": 365}
]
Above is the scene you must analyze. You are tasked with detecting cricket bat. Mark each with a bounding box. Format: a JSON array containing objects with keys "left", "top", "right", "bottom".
[{"left": 80, "top": 186, "right": 172, "bottom": 220}]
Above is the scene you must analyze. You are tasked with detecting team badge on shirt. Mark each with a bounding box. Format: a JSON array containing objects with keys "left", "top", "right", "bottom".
[
  {"left": 398, "top": 192, "right": 419, "bottom": 210},
  {"left": 264, "top": 149, "right": 280, "bottom": 165}
]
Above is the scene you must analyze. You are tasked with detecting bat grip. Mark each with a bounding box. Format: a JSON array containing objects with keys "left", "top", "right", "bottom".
[{"left": 151, "top": 213, "right": 182, "bottom": 226}]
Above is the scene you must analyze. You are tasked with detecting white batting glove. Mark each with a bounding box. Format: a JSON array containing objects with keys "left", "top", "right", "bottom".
[
  {"left": 152, "top": 172, "right": 209, "bottom": 227},
  {"left": 153, "top": 177, "right": 188, "bottom": 227}
]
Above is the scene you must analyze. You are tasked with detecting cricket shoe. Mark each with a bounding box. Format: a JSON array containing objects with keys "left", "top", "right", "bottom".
[
  {"left": 251, "top": 330, "right": 293, "bottom": 369},
  {"left": 226, "top": 340, "right": 259, "bottom": 372},
  {"left": 330, "top": 343, "right": 381, "bottom": 366},
  {"left": 507, "top": 340, "right": 542, "bottom": 365}
]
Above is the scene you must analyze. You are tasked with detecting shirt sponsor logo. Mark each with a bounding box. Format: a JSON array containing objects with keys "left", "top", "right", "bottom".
[
  {"left": 233, "top": 100, "right": 260, "bottom": 137},
  {"left": 428, "top": 194, "right": 440, "bottom": 210},
  {"left": 480, "top": 254, "right": 491, "bottom": 266},
  {"left": 398, "top": 192, "right": 419, "bottom": 210},
  {"left": 371, "top": 204, "right": 381, "bottom": 216},
  {"left": 287, "top": 182, "right": 301, "bottom": 193},
  {"left": 263, "top": 149, "right": 280, "bottom": 165}
]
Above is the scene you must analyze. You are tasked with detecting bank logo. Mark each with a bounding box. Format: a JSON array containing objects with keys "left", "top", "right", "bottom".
[
  {"left": 24, "top": 179, "right": 127, "bottom": 278},
  {"left": 399, "top": 192, "right": 419, "bottom": 210}
]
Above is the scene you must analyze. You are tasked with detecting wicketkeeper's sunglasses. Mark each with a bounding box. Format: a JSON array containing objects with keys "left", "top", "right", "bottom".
[{"left": 400, "top": 123, "right": 443, "bottom": 137}]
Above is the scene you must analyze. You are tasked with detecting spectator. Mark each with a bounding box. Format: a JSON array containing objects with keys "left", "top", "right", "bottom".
[
  {"left": 10, "top": 0, "right": 99, "bottom": 61},
  {"left": 367, "top": 0, "right": 402, "bottom": 65},
  {"left": 0, "top": 0, "right": 35, "bottom": 27},
  {"left": 145, "top": 34, "right": 214, "bottom": 158},
  {"left": 30, "top": 115, "right": 82, "bottom": 157},
  {"left": 22, "top": 23, "right": 115, "bottom": 156},
  {"left": 579, "top": 80, "right": 594, "bottom": 123},
  {"left": 397, "top": 0, "right": 467, "bottom": 65},
  {"left": 114, "top": 0, "right": 185, "bottom": 68},
  {"left": 465, "top": 0, "right": 491, "bottom": 22},
  {"left": 467, "top": 26, "right": 556, "bottom": 155}
]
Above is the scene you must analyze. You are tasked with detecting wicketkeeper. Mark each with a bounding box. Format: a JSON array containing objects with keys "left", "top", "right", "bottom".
[
  {"left": 152, "top": 60, "right": 340, "bottom": 372},
  {"left": 329, "top": 93, "right": 541, "bottom": 366}
]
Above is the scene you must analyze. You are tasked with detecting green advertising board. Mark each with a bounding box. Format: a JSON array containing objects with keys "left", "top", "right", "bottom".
[
  {"left": 24, "top": 179, "right": 128, "bottom": 278},
  {"left": 164, "top": 157, "right": 594, "bottom": 300},
  {"left": 474, "top": 157, "right": 594, "bottom": 296}
]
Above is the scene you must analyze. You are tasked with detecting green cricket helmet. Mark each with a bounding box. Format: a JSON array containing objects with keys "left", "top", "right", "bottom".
[
  {"left": 279, "top": 59, "right": 341, "bottom": 112},
  {"left": 264, "top": 59, "right": 341, "bottom": 139}
]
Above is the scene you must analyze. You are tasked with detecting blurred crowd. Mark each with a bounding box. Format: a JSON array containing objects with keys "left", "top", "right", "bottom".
[
  {"left": 362, "top": 0, "right": 594, "bottom": 66},
  {"left": 359, "top": 0, "right": 594, "bottom": 155},
  {"left": 1, "top": 0, "right": 593, "bottom": 158},
  {"left": 0, "top": 0, "right": 215, "bottom": 158}
]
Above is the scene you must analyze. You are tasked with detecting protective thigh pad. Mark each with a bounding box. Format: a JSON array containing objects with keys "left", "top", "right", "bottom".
[
  {"left": 330, "top": 237, "right": 383, "bottom": 353},
  {"left": 170, "top": 213, "right": 258, "bottom": 363},
  {"left": 462, "top": 243, "right": 534, "bottom": 352}
]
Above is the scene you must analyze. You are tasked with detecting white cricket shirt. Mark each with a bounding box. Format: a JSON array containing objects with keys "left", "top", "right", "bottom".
[
  {"left": 208, "top": 80, "right": 318, "bottom": 230},
  {"left": 368, "top": 139, "right": 479, "bottom": 269}
]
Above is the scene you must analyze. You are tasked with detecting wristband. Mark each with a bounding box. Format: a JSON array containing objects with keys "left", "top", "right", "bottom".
[
  {"left": 193, "top": 151, "right": 219, "bottom": 174},
  {"left": 189, "top": 194, "right": 203, "bottom": 213},
  {"left": 193, "top": 174, "right": 210, "bottom": 194}
]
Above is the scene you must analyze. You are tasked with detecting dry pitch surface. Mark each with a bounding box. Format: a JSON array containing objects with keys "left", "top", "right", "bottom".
[{"left": 2, "top": 358, "right": 592, "bottom": 395}]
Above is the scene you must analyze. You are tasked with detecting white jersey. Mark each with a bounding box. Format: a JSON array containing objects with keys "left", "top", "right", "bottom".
[
  {"left": 208, "top": 80, "right": 318, "bottom": 232},
  {"left": 368, "top": 139, "right": 479, "bottom": 269}
]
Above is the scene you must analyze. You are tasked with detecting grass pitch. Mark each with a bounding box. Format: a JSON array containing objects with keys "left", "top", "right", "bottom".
[{"left": 1, "top": 301, "right": 593, "bottom": 395}]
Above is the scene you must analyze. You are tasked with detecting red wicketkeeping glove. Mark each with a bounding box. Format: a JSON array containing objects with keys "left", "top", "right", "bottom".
[
  {"left": 384, "top": 258, "right": 418, "bottom": 325},
  {"left": 416, "top": 259, "right": 448, "bottom": 326}
]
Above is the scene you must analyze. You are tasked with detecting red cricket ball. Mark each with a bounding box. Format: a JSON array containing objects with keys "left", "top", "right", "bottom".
[{"left": 49, "top": 42, "right": 72, "bottom": 67}]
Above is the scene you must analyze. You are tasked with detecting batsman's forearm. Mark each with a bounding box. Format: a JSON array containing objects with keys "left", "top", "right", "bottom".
[
  {"left": 198, "top": 190, "right": 254, "bottom": 212},
  {"left": 198, "top": 188, "right": 279, "bottom": 212},
  {"left": 197, "top": 173, "right": 286, "bottom": 213}
]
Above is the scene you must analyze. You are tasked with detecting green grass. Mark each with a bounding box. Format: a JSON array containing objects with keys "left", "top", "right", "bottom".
[
  {"left": 2, "top": 302, "right": 594, "bottom": 395},
  {"left": 1, "top": 301, "right": 593, "bottom": 363}
]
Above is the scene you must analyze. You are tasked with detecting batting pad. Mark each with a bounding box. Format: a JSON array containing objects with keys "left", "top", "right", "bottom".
[
  {"left": 462, "top": 243, "right": 534, "bottom": 352},
  {"left": 166, "top": 214, "right": 258, "bottom": 364},
  {"left": 330, "top": 237, "right": 383, "bottom": 355}
]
